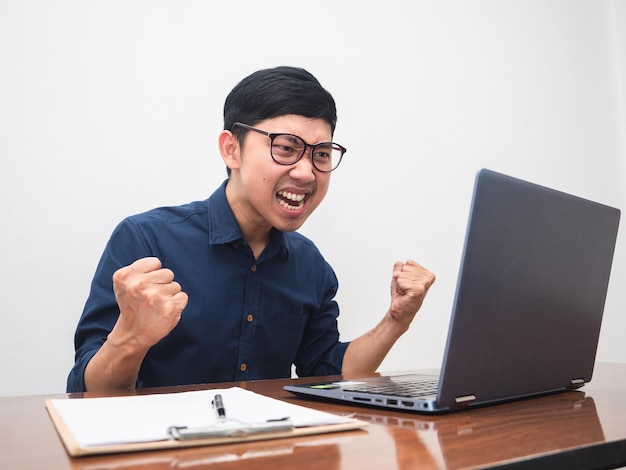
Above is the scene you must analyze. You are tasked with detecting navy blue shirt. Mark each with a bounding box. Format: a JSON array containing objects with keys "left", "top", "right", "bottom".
[{"left": 67, "top": 181, "right": 349, "bottom": 393}]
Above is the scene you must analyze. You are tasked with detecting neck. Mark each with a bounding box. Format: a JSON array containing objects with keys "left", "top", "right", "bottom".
[{"left": 225, "top": 179, "right": 272, "bottom": 260}]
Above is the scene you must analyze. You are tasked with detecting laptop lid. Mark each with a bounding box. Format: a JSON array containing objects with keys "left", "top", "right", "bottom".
[
  {"left": 436, "top": 168, "right": 620, "bottom": 409},
  {"left": 285, "top": 169, "right": 620, "bottom": 413}
]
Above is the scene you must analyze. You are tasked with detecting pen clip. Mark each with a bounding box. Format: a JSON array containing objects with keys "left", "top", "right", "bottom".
[{"left": 168, "top": 418, "right": 294, "bottom": 440}]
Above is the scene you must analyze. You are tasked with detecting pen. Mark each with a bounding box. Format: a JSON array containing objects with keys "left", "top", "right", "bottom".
[{"left": 213, "top": 394, "right": 226, "bottom": 419}]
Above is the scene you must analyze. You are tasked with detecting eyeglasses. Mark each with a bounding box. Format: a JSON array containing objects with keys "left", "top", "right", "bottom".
[{"left": 232, "top": 122, "right": 346, "bottom": 172}]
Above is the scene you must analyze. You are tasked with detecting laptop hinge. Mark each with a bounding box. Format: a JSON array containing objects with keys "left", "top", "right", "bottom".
[
  {"left": 455, "top": 394, "right": 476, "bottom": 404},
  {"left": 570, "top": 378, "right": 585, "bottom": 389}
]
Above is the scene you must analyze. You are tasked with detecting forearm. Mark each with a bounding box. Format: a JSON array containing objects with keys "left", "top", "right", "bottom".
[
  {"left": 341, "top": 311, "right": 409, "bottom": 378},
  {"left": 83, "top": 327, "right": 150, "bottom": 391}
]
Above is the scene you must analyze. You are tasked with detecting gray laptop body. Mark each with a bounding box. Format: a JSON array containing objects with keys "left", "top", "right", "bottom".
[{"left": 284, "top": 169, "right": 621, "bottom": 413}]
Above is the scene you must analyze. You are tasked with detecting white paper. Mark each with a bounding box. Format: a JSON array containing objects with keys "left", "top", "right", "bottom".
[{"left": 49, "top": 387, "right": 353, "bottom": 448}]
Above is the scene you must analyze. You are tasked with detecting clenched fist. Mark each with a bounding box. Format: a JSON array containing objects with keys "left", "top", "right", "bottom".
[
  {"left": 111, "top": 257, "right": 189, "bottom": 349},
  {"left": 389, "top": 259, "right": 436, "bottom": 327}
]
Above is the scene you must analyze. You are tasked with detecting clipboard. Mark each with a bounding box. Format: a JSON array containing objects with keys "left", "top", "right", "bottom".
[{"left": 45, "top": 387, "right": 367, "bottom": 457}]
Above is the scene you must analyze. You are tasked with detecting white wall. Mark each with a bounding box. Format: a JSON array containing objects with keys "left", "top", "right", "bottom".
[{"left": 1, "top": 0, "right": 624, "bottom": 396}]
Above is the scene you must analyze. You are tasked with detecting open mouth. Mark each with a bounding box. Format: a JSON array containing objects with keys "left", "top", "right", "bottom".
[{"left": 277, "top": 190, "right": 306, "bottom": 211}]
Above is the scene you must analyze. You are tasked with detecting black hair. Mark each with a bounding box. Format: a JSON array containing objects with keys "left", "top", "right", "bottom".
[{"left": 223, "top": 66, "right": 338, "bottom": 139}]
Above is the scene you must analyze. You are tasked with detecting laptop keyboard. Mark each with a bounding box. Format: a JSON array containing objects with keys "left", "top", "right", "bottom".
[{"left": 342, "top": 376, "right": 439, "bottom": 398}]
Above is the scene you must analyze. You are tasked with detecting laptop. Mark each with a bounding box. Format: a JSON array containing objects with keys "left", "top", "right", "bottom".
[{"left": 284, "top": 168, "right": 621, "bottom": 413}]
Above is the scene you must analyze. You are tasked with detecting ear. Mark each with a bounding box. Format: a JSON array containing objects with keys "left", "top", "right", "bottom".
[{"left": 218, "top": 130, "right": 241, "bottom": 172}]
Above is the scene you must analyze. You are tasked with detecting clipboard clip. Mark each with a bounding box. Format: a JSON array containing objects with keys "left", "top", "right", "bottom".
[{"left": 168, "top": 417, "right": 294, "bottom": 440}]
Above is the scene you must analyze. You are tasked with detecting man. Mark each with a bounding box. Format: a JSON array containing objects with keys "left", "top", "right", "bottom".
[{"left": 67, "top": 66, "right": 435, "bottom": 393}]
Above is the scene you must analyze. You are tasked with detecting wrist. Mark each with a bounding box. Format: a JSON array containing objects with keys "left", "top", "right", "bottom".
[
  {"left": 106, "top": 324, "right": 152, "bottom": 359},
  {"left": 385, "top": 309, "right": 411, "bottom": 336}
]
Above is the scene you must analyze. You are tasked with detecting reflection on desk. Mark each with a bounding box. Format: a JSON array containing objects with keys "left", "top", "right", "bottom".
[
  {"left": 69, "top": 437, "right": 345, "bottom": 470},
  {"left": 351, "top": 391, "right": 603, "bottom": 469}
]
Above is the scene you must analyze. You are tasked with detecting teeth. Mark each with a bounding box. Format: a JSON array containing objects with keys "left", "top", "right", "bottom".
[
  {"left": 278, "top": 191, "right": 305, "bottom": 202},
  {"left": 277, "top": 191, "right": 305, "bottom": 210}
]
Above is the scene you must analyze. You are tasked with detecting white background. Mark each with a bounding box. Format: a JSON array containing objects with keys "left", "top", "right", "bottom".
[{"left": 1, "top": 0, "right": 624, "bottom": 396}]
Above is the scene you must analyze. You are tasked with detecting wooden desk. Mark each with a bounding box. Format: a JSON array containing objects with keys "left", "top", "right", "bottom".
[{"left": 2, "top": 362, "right": 626, "bottom": 469}]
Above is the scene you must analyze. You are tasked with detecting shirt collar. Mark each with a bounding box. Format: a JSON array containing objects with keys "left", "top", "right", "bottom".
[{"left": 207, "top": 180, "right": 289, "bottom": 260}]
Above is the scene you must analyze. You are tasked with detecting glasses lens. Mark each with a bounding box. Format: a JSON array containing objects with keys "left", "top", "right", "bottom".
[
  {"left": 311, "top": 143, "right": 344, "bottom": 172},
  {"left": 271, "top": 135, "right": 305, "bottom": 163}
]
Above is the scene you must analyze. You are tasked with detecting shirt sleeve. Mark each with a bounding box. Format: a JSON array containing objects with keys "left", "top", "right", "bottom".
[
  {"left": 293, "top": 262, "right": 350, "bottom": 377},
  {"left": 66, "top": 218, "right": 152, "bottom": 392}
]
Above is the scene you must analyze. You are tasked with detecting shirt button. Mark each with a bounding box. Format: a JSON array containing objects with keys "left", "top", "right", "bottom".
[
  {"left": 251, "top": 265, "right": 257, "bottom": 272},
  {"left": 247, "top": 314, "right": 254, "bottom": 322},
  {"left": 233, "top": 242, "right": 240, "bottom": 249},
  {"left": 240, "top": 363, "right": 247, "bottom": 372}
]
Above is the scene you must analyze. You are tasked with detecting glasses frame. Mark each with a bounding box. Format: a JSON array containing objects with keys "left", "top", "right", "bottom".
[{"left": 231, "top": 122, "right": 346, "bottom": 172}]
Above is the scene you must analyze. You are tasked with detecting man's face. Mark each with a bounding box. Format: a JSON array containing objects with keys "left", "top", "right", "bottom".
[{"left": 229, "top": 114, "right": 333, "bottom": 233}]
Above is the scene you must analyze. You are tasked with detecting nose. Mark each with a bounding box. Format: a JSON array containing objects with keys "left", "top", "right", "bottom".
[{"left": 288, "top": 147, "right": 316, "bottom": 182}]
